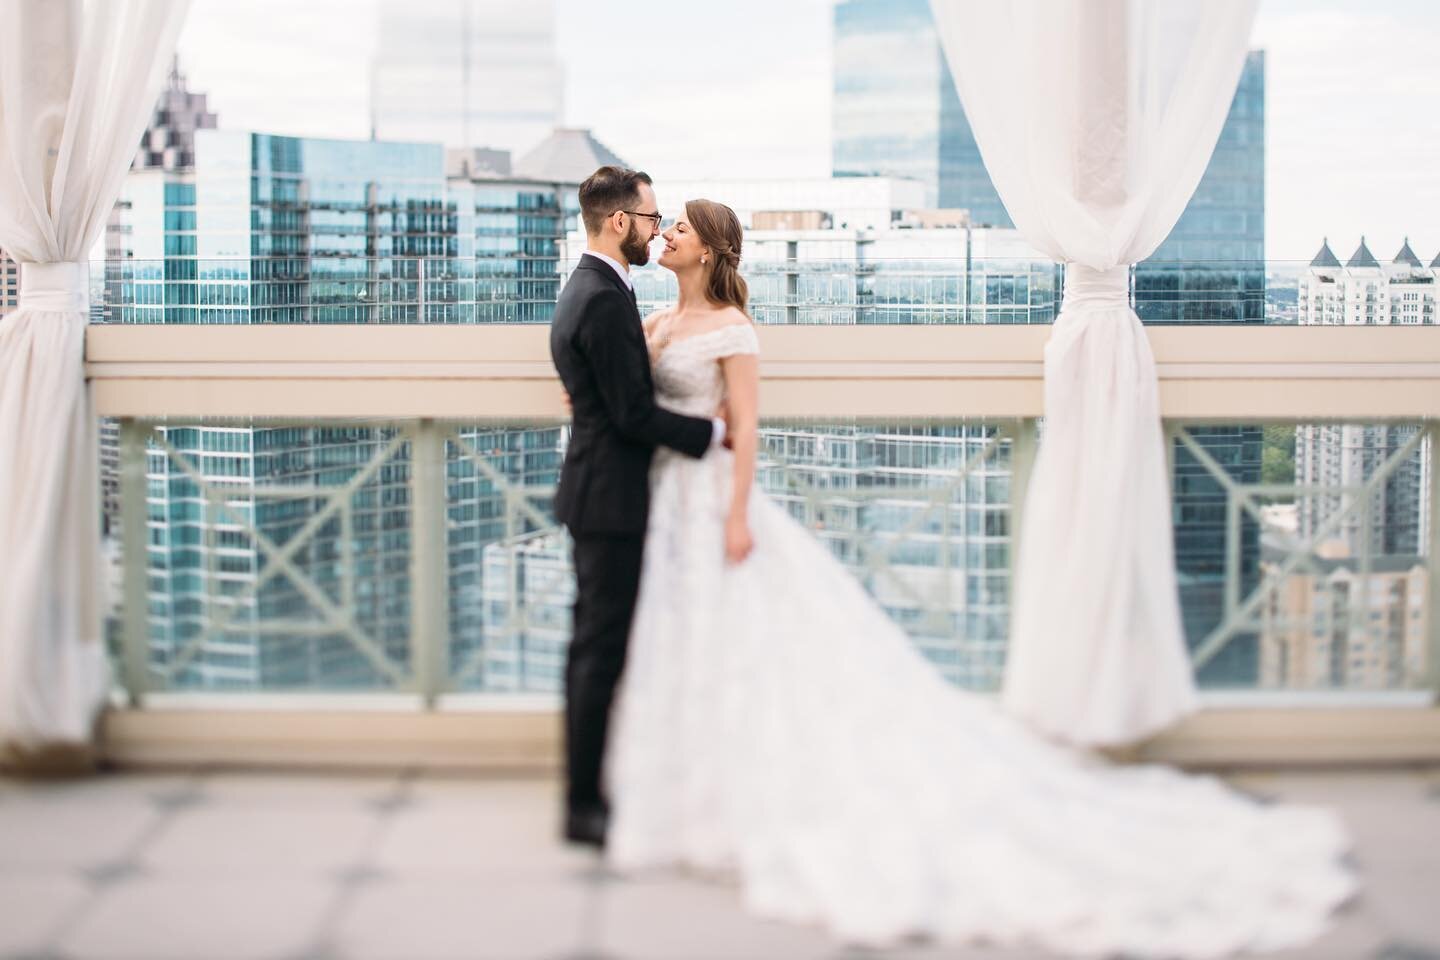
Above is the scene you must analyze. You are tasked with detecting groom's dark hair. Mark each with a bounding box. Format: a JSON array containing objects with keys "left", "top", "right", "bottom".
[{"left": 579, "top": 165, "right": 653, "bottom": 235}]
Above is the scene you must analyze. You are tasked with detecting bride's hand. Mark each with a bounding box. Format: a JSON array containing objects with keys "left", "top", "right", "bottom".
[{"left": 725, "top": 512, "right": 753, "bottom": 564}]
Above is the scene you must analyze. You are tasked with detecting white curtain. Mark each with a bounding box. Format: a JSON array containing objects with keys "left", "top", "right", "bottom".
[
  {"left": 0, "top": 0, "right": 189, "bottom": 751},
  {"left": 929, "top": 0, "right": 1258, "bottom": 745}
]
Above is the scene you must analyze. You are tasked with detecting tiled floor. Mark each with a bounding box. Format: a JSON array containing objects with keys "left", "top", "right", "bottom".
[{"left": 0, "top": 766, "right": 1436, "bottom": 960}]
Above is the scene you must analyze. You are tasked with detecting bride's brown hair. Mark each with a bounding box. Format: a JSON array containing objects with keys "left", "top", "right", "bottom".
[{"left": 685, "top": 199, "right": 749, "bottom": 316}]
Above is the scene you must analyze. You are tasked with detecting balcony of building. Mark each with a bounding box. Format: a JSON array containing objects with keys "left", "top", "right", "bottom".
[{"left": 4, "top": 257, "right": 1436, "bottom": 957}]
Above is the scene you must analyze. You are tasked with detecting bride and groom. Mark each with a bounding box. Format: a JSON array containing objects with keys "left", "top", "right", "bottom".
[{"left": 548, "top": 164, "right": 1355, "bottom": 957}]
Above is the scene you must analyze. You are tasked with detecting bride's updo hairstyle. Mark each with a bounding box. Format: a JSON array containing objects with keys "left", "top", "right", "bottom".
[{"left": 685, "top": 199, "right": 749, "bottom": 316}]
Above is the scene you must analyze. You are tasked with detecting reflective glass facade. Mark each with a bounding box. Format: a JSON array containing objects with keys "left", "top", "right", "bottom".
[
  {"left": 1136, "top": 52, "right": 1267, "bottom": 324},
  {"left": 107, "top": 130, "right": 578, "bottom": 325},
  {"left": 105, "top": 132, "right": 579, "bottom": 688},
  {"left": 832, "top": 0, "right": 1008, "bottom": 225}
]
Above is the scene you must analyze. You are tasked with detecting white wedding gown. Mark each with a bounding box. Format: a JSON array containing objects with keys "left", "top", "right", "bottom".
[{"left": 605, "top": 322, "right": 1356, "bottom": 958}]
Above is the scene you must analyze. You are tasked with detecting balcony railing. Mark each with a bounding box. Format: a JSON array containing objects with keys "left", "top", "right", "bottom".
[
  {"left": 104, "top": 413, "right": 1435, "bottom": 697},
  {"left": 82, "top": 318, "right": 1440, "bottom": 769},
  {"left": 69, "top": 243, "right": 1440, "bottom": 762},
  {"left": 76, "top": 257, "right": 1352, "bottom": 326}
]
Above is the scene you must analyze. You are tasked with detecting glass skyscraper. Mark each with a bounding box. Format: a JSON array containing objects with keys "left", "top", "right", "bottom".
[
  {"left": 105, "top": 130, "right": 577, "bottom": 689},
  {"left": 1135, "top": 51, "right": 1266, "bottom": 324},
  {"left": 832, "top": 1, "right": 1267, "bottom": 686},
  {"left": 833, "top": 1, "right": 1267, "bottom": 307},
  {"left": 831, "top": 0, "right": 1008, "bottom": 225}
]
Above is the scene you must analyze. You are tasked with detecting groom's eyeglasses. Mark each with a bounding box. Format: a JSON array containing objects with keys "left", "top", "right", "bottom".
[{"left": 620, "top": 210, "right": 662, "bottom": 226}]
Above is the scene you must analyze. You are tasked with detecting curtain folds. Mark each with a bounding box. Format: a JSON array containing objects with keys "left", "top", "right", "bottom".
[
  {"left": 929, "top": 0, "right": 1258, "bottom": 744},
  {"left": 0, "top": 0, "right": 189, "bottom": 751}
]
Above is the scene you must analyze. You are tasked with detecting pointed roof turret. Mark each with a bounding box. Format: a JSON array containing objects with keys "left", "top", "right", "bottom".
[
  {"left": 1345, "top": 236, "right": 1379, "bottom": 269},
  {"left": 1393, "top": 237, "right": 1423, "bottom": 267},
  {"left": 1430, "top": 249, "right": 1440, "bottom": 269},
  {"left": 1309, "top": 238, "right": 1341, "bottom": 268}
]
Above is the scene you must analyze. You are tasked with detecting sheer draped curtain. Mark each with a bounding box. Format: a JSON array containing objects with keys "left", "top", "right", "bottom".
[
  {"left": 929, "top": 0, "right": 1258, "bottom": 745},
  {"left": 0, "top": 0, "right": 189, "bottom": 753}
]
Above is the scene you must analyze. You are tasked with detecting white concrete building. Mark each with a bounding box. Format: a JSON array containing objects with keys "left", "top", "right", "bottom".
[
  {"left": 651, "top": 176, "right": 928, "bottom": 232},
  {"left": 1295, "top": 237, "right": 1435, "bottom": 559}
]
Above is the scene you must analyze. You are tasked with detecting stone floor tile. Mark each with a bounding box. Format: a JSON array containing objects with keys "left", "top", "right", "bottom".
[
  {"left": 0, "top": 799, "right": 157, "bottom": 872},
  {"left": 57, "top": 875, "right": 334, "bottom": 960},
  {"left": 596, "top": 876, "right": 837, "bottom": 960},
  {"left": 197, "top": 770, "right": 401, "bottom": 809},
  {"left": 139, "top": 804, "right": 378, "bottom": 877},
  {"left": 406, "top": 774, "right": 558, "bottom": 811},
  {"left": 372, "top": 800, "right": 596, "bottom": 880},
  {"left": 334, "top": 877, "right": 588, "bottom": 960},
  {"left": 0, "top": 874, "right": 92, "bottom": 956},
  {"left": 1360, "top": 861, "right": 1440, "bottom": 949},
  {"left": 0, "top": 771, "right": 199, "bottom": 807}
]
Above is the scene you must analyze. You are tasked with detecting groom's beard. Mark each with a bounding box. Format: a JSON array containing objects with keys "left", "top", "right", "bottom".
[{"left": 621, "top": 221, "right": 651, "bottom": 267}]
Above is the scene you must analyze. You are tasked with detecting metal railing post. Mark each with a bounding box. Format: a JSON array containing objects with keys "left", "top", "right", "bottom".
[
  {"left": 118, "top": 419, "right": 151, "bottom": 705},
  {"left": 1427, "top": 423, "right": 1440, "bottom": 700},
  {"left": 409, "top": 419, "right": 449, "bottom": 706},
  {"left": 1008, "top": 417, "right": 1039, "bottom": 568}
]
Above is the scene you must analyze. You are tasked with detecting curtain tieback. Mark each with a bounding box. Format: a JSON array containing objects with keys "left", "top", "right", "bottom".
[
  {"left": 19, "top": 261, "right": 90, "bottom": 313},
  {"left": 1061, "top": 262, "right": 1129, "bottom": 312}
]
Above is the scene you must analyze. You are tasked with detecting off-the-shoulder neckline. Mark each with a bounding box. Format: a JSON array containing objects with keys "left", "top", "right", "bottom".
[{"left": 662, "top": 321, "right": 755, "bottom": 351}]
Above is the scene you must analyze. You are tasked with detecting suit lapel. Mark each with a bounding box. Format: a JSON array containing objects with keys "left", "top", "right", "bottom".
[{"left": 576, "top": 257, "right": 641, "bottom": 325}]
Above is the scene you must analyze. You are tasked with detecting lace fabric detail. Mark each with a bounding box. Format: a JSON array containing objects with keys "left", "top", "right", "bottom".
[
  {"left": 650, "top": 323, "right": 759, "bottom": 419},
  {"left": 604, "top": 315, "right": 1355, "bottom": 957}
]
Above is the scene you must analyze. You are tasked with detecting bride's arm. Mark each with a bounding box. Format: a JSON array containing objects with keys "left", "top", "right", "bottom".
[{"left": 720, "top": 348, "right": 760, "bottom": 563}]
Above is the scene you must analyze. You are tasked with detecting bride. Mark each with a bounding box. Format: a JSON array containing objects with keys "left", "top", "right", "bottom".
[{"left": 602, "top": 198, "right": 1356, "bottom": 958}]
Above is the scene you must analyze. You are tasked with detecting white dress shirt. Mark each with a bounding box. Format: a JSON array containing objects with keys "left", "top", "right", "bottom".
[
  {"left": 582, "top": 249, "right": 632, "bottom": 289},
  {"left": 580, "top": 248, "right": 725, "bottom": 449}
]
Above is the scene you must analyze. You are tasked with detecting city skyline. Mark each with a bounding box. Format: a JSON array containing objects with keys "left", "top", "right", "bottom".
[{"left": 171, "top": 0, "right": 1440, "bottom": 262}]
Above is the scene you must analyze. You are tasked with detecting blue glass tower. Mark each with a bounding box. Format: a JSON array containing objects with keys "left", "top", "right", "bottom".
[
  {"left": 831, "top": 0, "right": 1009, "bottom": 225},
  {"left": 1135, "top": 51, "right": 1266, "bottom": 324},
  {"left": 106, "top": 131, "right": 574, "bottom": 690}
]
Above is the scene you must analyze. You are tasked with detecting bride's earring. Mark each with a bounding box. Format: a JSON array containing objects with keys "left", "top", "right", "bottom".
[{"left": 701, "top": 256, "right": 708, "bottom": 266}]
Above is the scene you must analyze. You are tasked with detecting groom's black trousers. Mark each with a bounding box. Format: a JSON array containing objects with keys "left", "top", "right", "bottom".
[{"left": 565, "top": 533, "right": 646, "bottom": 813}]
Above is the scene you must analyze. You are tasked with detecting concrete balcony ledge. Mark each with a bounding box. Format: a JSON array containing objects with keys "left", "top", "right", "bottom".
[
  {"left": 89, "top": 700, "right": 1440, "bottom": 773},
  {"left": 85, "top": 323, "right": 1440, "bottom": 418}
]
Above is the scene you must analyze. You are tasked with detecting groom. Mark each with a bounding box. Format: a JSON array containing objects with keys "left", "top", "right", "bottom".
[{"left": 549, "top": 165, "right": 725, "bottom": 848}]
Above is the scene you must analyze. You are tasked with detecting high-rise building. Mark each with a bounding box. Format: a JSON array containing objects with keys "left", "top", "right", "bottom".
[
  {"left": 1135, "top": 51, "right": 1266, "bottom": 323},
  {"left": 1260, "top": 554, "right": 1428, "bottom": 691},
  {"left": 1295, "top": 236, "right": 1435, "bottom": 560},
  {"left": 831, "top": 0, "right": 1007, "bottom": 223},
  {"left": 1172, "top": 425, "right": 1264, "bottom": 687},
  {"left": 830, "top": 0, "right": 1268, "bottom": 684},
  {"left": 478, "top": 421, "right": 1016, "bottom": 693},
  {"left": 370, "top": 0, "right": 563, "bottom": 157},
  {"left": 109, "top": 129, "right": 579, "bottom": 325},
  {"left": 105, "top": 129, "right": 577, "bottom": 689},
  {"left": 578, "top": 175, "right": 1057, "bottom": 327},
  {"left": 832, "top": 1, "right": 1266, "bottom": 328},
  {"left": 625, "top": 220, "right": 1057, "bottom": 327},
  {"left": 132, "top": 57, "right": 218, "bottom": 172}
]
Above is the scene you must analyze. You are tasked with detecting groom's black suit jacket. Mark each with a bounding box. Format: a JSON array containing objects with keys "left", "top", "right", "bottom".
[{"left": 550, "top": 256, "right": 712, "bottom": 537}]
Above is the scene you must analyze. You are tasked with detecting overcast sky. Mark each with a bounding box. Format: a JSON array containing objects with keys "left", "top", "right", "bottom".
[{"left": 174, "top": 0, "right": 1440, "bottom": 263}]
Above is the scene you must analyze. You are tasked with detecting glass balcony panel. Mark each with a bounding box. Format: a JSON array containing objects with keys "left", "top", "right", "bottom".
[{"left": 103, "top": 415, "right": 1433, "bottom": 701}]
